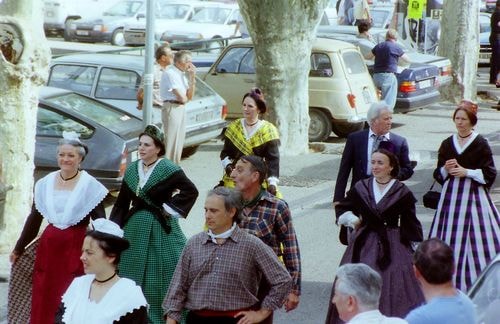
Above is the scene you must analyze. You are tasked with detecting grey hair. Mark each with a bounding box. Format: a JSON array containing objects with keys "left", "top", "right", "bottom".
[
  {"left": 386, "top": 29, "right": 398, "bottom": 40},
  {"left": 367, "top": 101, "right": 391, "bottom": 125},
  {"left": 335, "top": 263, "right": 382, "bottom": 310},
  {"left": 57, "top": 138, "right": 88, "bottom": 161},
  {"left": 207, "top": 187, "right": 243, "bottom": 223},
  {"left": 174, "top": 50, "right": 192, "bottom": 64}
]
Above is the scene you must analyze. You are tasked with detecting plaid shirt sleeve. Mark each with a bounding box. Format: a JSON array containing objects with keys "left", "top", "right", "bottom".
[
  {"left": 275, "top": 201, "right": 302, "bottom": 295},
  {"left": 163, "top": 242, "right": 191, "bottom": 322}
]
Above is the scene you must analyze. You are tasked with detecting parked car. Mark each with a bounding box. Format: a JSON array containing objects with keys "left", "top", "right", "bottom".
[
  {"left": 123, "top": 0, "right": 207, "bottom": 46},
  {"left": 47, "top": 53, "right": 227, "bottom": 156},
  {"left": 467, "top": 254, "right": 500, "bottom": 324},
  {"left": 486, "top": 0, "right": 497, "bottom": 12},
  {"left": 480, "top": 12, "right": 492, "bottom": 66},
  {"left": 65, "top": 0, "right": 152, "bottom": 45},
  {"left": 37, "top": 86, "right": 143, "bottom": 192},
  {"left": 201, "top": 38, "right": 379, "bottom": 142},
  {"left": 160, "top": 2, "right": 239, "bottom": 51},
  {"left": 43, "top": 0, "right": 121, "bottom": 39},
  {"left": 317, "top": 25, "right": 452, "bottom": 86}
]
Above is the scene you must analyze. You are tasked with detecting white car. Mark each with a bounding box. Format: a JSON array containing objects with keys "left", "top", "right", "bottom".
[
  {"left": 160, "top": 2, "right": 239, "bottom": 51},
  {"left": 123, "top": 0, "right": 207, "bottom": 46}
]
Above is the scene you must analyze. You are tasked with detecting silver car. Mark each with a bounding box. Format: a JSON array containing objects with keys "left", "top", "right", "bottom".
[
  {"left": 47, "top": 53, "right": 227, "bottom": 157},
  {"left": 37, "top": 86, "right": 143, "bottom": 192}
]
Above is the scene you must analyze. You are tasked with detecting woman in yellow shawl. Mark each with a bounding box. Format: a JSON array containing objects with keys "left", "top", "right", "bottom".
[{"left": 220, "top": 88, "right": 281, "bottom": 197}]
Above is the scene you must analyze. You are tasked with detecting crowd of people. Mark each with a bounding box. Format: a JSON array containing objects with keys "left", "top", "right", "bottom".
[{"left": 6, "top": 40, "right": 500, "bottom": 324}]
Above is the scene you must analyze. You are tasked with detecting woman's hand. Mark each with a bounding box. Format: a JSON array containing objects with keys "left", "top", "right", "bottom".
[
  {"left": 444, "top": 159, "right": 458, "bottom": 172},
  {"left": 449, "top": 165, "right": 467, "bottom": 178},
  {"left": 9, "top": 251, "right": 20, "bottom": 264}
]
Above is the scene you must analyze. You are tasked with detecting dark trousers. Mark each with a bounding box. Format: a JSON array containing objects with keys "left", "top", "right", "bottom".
[
  {"left": 490, "top": 39, "right": 500, "bottom": 84},
  {"left": 186, "top": 312, "right": 240, "bottom": 324}
]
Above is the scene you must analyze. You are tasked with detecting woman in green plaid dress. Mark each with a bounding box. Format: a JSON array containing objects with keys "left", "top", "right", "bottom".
[{"left": 110, "top": 125, "right": 198, "bottom": 323}]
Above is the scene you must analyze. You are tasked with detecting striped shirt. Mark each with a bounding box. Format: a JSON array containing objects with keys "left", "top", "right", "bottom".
[
  {"left": 163, "top": 226, "right": 292, "bottom": 322},
  {"left": 240, "top": 192, "right": 302, "bottom": 295}
]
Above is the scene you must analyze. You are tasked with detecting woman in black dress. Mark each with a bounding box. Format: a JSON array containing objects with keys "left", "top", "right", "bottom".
[{"left": 325, "top": 148, "right": 424, "bottom": 324}]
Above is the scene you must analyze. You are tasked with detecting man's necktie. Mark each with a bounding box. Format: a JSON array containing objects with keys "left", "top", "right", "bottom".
[{"left": 372, "top": 135, "right": 383, "bottom": 154}]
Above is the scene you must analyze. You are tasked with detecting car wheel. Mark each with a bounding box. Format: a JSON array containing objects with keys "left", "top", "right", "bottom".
[
  {"left": 331, "top": 121, "right": 365, "bottom": 138},
  {"left": 205, "top": 37, "right": 223, "bottom": 53},
  {"left": 308, "top": 108, "right": 332, "bottom": 142},
  {"left": 63, "top": 19, "right": 75, "bottom": 41},
  {"left": 111, "top": 28, "right": 125, "bottom": 46},
  {"left": 181, "top": 145, "right": 199, "bottom": 159}
]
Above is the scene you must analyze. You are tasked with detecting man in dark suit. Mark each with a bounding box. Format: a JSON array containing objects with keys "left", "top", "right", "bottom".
[{"left": 333, "top": 101, "right": 414, "bottom": 204}]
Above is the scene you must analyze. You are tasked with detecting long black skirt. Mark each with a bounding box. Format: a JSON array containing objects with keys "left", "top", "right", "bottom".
[{"left": 325, "top": 228, "right": 424, "bottom": 324}]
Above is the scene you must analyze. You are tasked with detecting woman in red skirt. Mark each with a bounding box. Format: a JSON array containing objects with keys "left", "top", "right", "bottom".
[{"left": 9, "top": 133, "right": 107, "bottom": 324}]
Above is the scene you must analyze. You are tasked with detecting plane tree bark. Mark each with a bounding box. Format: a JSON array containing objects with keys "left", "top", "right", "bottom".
[
  {"left": 0, "top": 0, "right": 50, "bottom": 252},
  {"left": 438, "top": 0, "right": 479, "bottom": 102},
  {"left": 238, "top": 0, "right": 329, "bottom": 155}
]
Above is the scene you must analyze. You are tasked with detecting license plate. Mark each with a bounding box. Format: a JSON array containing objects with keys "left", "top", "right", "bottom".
[
  {"left": 479, "top": 53, "right": 491, "bottom": 59},
  {"left": 195, "top": 110, "right": 214, "bottom": 122},
  {"left": 76, "top": 30, "right": 89, "bottom": 36},
  {"left": 419, "top": 79, "right": 432, "bottom": 89},
  {"left": 362, "top": 89, "right": 372, "bottom": 104}
]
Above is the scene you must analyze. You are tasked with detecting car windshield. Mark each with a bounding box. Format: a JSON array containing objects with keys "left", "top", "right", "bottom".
[
  {"left": 189, "top": 7, "right": 231, "bottom": 24},
  {"left": 469, "top": 260, "right": 500, "bottom": 324},
  {"left": 103, "top": 0, "right": 143, "bottom": 17},
  {"left": 159, "top": 4, "right": 191, "bottom": 19},
  {"left": 43, "top": 92, "right": 141, "bottom": 135}
]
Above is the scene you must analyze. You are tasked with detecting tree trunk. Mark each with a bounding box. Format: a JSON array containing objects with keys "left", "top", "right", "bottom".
[
  {"left": 438, "top": 0, "right": 479, "bottom": 102},
  {"left": 238, "top": 0, "right": 328, "bottom": 155},
  {"left": 0, "top": 0, "right": 50, "bottom": 252}
]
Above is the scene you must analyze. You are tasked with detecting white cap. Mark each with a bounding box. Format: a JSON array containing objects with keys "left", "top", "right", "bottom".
[{"left": 91, "top": 219, "right": 124, "bottom": 238}]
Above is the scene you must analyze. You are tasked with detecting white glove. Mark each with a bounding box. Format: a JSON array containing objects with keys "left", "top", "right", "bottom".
[{"left": 338, "top": 211, "right": 360, "bottom": 229}]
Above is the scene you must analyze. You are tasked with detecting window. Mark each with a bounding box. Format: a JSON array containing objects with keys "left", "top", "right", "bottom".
[
  {"left": 103, "top": 0, "right": 143, "bottom": 17},
  {"left": 216, "top": 47, "right": 251, "bottom": 73},
  {"left": 310, "top": 53, "right": 333, "bottom": 77},
  {"left": 95, "top": 68, "right": 140, "bottom": 100},
  {"left": 48, "top": 64, "right": 97, "bottom": 96},
  {"left": 43, "top": 93, "right": 141, "bottom": 135},
  {"left": 192, "top": 78, "right": 214, "bottom": 99},
  {"left": 342, "top": 51, "right": 366, "bottom": 74},
  {"left": 239, "top": 49, "right": 255, "bottom": 74},
  {"left": 37, "top": 107, "right": 94, "bottom": 139}
]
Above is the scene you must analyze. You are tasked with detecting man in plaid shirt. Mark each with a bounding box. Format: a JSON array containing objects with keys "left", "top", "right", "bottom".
[{"left": 231, "top": 155, "right": 302, "bottom": 319}]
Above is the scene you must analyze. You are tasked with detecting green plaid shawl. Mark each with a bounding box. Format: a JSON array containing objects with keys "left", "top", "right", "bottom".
[{"left": 119, "top": 159, "right": 187, "bottom": 324}]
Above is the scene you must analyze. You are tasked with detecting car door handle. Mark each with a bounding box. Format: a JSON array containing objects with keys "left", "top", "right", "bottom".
[{"left": 244, "top": 79, "right": 255, "bottom": 83}]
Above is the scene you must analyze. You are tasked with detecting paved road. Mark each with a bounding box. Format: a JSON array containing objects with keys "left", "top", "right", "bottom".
[{"left": 1, "top": 94, "right": 499, "bottom": 323}]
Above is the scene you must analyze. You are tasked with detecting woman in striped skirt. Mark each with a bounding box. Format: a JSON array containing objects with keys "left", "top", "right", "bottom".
[{"left": 429, "top": 100, "right": 500, "bottom": 292}]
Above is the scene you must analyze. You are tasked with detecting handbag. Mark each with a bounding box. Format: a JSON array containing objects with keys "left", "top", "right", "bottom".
[{"left": 423, "top": 181, "right": 441, "bottom": 209}]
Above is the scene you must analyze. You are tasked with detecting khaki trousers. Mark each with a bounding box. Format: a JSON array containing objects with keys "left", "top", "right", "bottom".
[{"left": 161, "top": 102, "right": 186, "bottom": 164}]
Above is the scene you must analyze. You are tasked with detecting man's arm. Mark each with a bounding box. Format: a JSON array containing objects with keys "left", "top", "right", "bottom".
[
  {"left": 136, "top": 87, "right": 144, "bottom": 110},
  {"left": 275, "top": 202, "right": 301, "bottom": 306},
  {"left": 399, "top": 53, "right": 411, "bottom": 64},
  {"left": 333, "top": 135, "right": 355, "bottom": 203},
  {"left": 396, "top": 136, "right": 414, "bottom": 181}
]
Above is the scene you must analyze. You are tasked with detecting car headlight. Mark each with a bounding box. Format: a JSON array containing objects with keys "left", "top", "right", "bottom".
[{"left": 93, "top": 24, "right": 105, "bottom": 32}]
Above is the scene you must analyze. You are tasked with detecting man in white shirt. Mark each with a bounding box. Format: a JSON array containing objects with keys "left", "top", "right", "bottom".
[
  {"left": 332, "top": 263, "right": 408, "bottom": 324},
  {"left": 136, "top": 44, "right": 173, "bottom": 110},
  {"left": 160, "top": 50, "right": 196, "bottom": 164}
]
